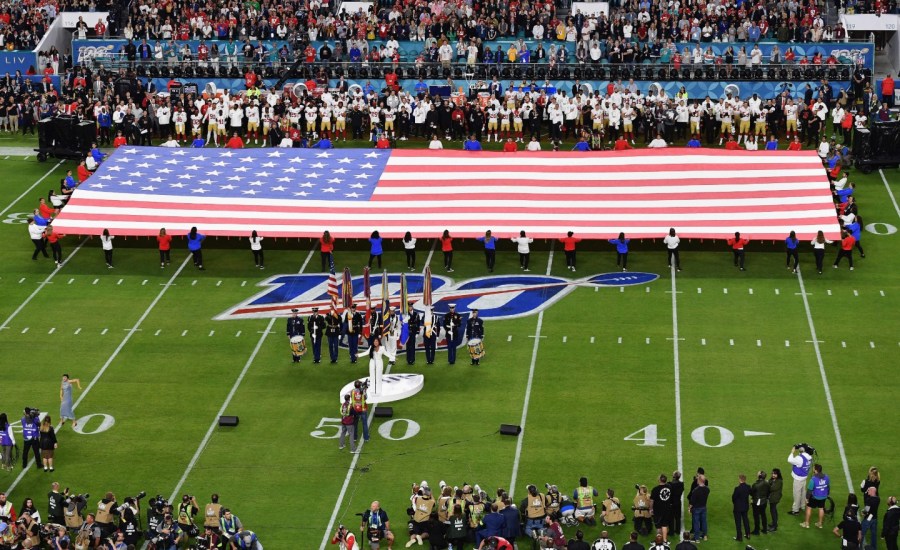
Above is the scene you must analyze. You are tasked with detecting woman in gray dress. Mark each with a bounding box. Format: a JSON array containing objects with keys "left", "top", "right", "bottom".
[{"left": 59, "top": 374, "right": 82, "bottom": 428}]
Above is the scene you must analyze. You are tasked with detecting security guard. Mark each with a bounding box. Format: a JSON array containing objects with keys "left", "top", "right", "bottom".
[
  {"left": 286, "top": 308, "right": 306, "bottom": 363},
  {"left": 325, "top": 308, "right": 342, "bottom": 363},
  {"left": 203, "top": 494, "right": 222, "bottom": 533},
  {"left": 342, "top": 304, "right": 364, "bottom": 363},
  {"left": 442, "top": 303, "right": 463, "bottom": 365},
  {"left": 422, "top": 306, "right": 438, "bottom": 365},
  {"left": 307, "top": 307, "right": 326, "bottom": 363},
  {"left": 465, "top": 308, "right": 484, "bottom": 365},
  {"left": 405, "top": 302, "right": 421, "bottom": 365}
]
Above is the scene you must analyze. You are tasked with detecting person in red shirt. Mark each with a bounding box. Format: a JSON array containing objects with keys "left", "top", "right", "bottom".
[
  {"left": 244, "top": 69, "right": 257, "bottom": 89},
  {"left": 225, "top": 132, "right": 244, "bottom": 149},
  {"left": 834, "top": 230, "right": 855, "bottom": 270},
  {"left": 44, "top": 225, "right": 65, "bottom": 267},
  {"left": 559, "top": 230, "right": 581, "bottom": 271},
  {"left": 76, "top": 161, "right": 91, "bottom": 183},
  {"left": 881, "top": 74, "right": 894, "bottom": 107},
  {"left": 112, "top": 130, "right": 128, "bottom": 148},
  {"left": 38, "top": 197, "right": 55, "bottom": 220},
  {"left": 319, "top": 230, "right": 334, "bottom": 271},
  {"left": 304, "top": 44, "right": 316, "bottom": 63},
  {"left": 727, "top": 231, "right": 750, "bottom": 271},
  {"left": 330, "top": 525, "right": 357, "bottom": 549},
  {"left": 479, "top": 535, "right": 514, "bottom": 549},
  {"left": 502, "top": 137, "right": 517, "bottom": 152},
  {"left": 613, "top": 137, "right": 632, "bottom": 150},
  {"left": 157, "top": 228, "right": 172, "bottom": 267},
  {"left": 375, "top": 134, "right": 391, "bottom": 149},
  {"left": 787, "top": 136, "right": 803, "bottom": 151},
  {"left": 440, "top": 229, "right": 454, "bottom": 272},
  {"left": 724, "top": 136, "right": 741, "bottom": 150}
]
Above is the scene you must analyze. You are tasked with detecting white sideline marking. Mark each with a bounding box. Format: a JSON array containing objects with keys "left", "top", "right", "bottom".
[
  {"left": 216, "top": 280, "right": 222, "bottom": 287},
  {"left": 879, "top": 169, "right": 900, "bottom": 221},
  {"left": 697, "top": 287, "right": 702, "bottom": 294},
  {"left": 646, "top": 337, "right": 651, "bottom": 344},
  {"left": 881, "top": 290, "right": 886, "bottom": 297},
  {"left": 74, "top": 328, "right": 81, "bottom": 335},
  {"left": 142, "top": 280, "right": 148, "bottom": 286},
  {"left": 20, "top": 327, "right": 28, "bottom": 334},
  {"left": 785, "top": 340, "right": 790, "bottom": 347},
  {"left": 5, "top": 254, "right": 191, "bottom": 497},
  {"left": 670, "top": 265, "right": 684, "bottom": 531},
  {"left": 0, "top": 159, "right": 63, "bottom": 218},
  {"left": 775, "top": 289, "right": 780, "bottom": 295},
  {"left": 93, "top": 278, "right": 99, "bottom": 285},
  {"left": 701, "top": 338, "right": 706, "bottom": 345},
  {"left": 594, "top": 287, "right": 598, "bottom": 292},
  {"left": 842, "top": 341, "right": 847, "bottom": 348},
  {"left": 241, "top": 281, "right": 247, "bottom": 287},
  {"left": 617, "top": 336, "right": 623, "bottom": 344},
  {"left": 508, "top": 241, "right": 555, "bottom": 501},
  {"left": 48, "top": 327, "right": 55, "bottom": 335},
  {"left": 796, "top": 269, "right": 853, "bottom": 493},
  {"left": 646, "top": 286, "right": 650, "bottom": 293},
  {"left": 507, "top": 335, "right": 512, "bottom": 342},
  {"left": 0, "top": 238, "right": 87, "bottom": 331},
  {"left": 68, "top": 278, "right": 74, "bottom": 285},
  {"left": 191, "top": 280, "right": 198, "bottom": 286},
  {"left": 723, "top": 288, "right": 728, "bottom": 294},
  {"left": 756, "top": 339, "right": 761, "bottom": 347},
  {"left": 620, "top": 286, "right": 624, "bottom": 293},
  {"left": 853, "top": 290, "right": 859, "bottom": 297},
  {"left": 318, "top": 241, "right": 425, "bottom": 550},
  {"left": 18, "top": 278, "right": 25, "bottom": 284},
  {"left": 749, "top": 288, "right": 754, "bottom": 295},
  {"left": 827, "top": 289, "right": 832, "bottom": 296},
  {"left": 101, "top": 328, "right": 108, "bottom": 335},
  {"left": 729, "top": 339, "right": 735, "bottom": 346}
]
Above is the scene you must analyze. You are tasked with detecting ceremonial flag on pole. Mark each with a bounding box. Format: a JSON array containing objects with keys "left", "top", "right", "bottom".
[
  {"left": 362, "top": 266, "right": 371, "bottom": 339},
  {"left": 342, "top": 267, "right": 353, "bottom": 309},
  {"left": 381, "top": 270, "right": 391, "bottom": 335},
  {"left": 399, "top": 273, "right": 409, "bottom": 345},
  {"left": 423, "top": 266, "right": 433, "bottom": 338},
  {"left": 327, "top": 266, "right": 340, "bottom": 313}
]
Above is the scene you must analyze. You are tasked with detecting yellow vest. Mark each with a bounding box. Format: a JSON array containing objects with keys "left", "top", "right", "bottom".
[
  {"left": 576, "top": 486, "right": 595, "bottom": 508},
  {"left": 467, "top": 502, "right": 485, "bottom": 528},
  {"left": 633, "top": 494, "right": 651, "bottom": 518}
]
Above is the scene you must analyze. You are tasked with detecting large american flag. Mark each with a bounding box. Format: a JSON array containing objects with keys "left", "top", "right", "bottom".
[{"left": 52, "top": 146, "right": 841, "bottom": 240}]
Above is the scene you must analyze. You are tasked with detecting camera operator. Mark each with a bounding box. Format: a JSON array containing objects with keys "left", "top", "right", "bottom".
[
  {"left": 63, "top": 494, "right": 88, "bottom": 532},
  {"left": 203, "top": 494, "right": 223, "bottom": 534},
  {"left": 20, "top": 408, "right": 41, "bottom": 471},
  {"left": 118, "top": 495, "right": 142, "bottom": 545},
  {"left": 197, "top": 526, "right": 220, "bottom": 550},
  {"left": 176, "top": 494, "right": 199, "bottom": 541},
  {"left": 331, "top": 524, "right": 358, "bottom": 550},
  {"left": 48, "top": 483, "right": 67, "bottom": 526},
  {"left": 17, "top": 512, "right": 41, "bottom": 547},
  {"left": 219, "top": 509, "right": 243, "bottom": 545},
  {"left": 145, "top": 496, "right": 169, "bottom": 538},
  {"left": 521, "top": 485, "right": 547, "bottom": 538},
  {"left": 788, "top": 444, "right": 813, "bottom": 515},
  {"left": 631, "top": 485, "right": 652, "bottom": 537},
  {"left": 360, "top": 500, "right": 393, "bottom": 549},
  {"left": 94, "top": 492, "right": 120, "bottom": 538},
  {"left": 155, "top": 513, "right": 183, "bottom": 550}
]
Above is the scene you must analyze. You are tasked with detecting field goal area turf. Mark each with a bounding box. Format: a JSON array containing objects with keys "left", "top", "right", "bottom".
[{"left": 0, "top": 155, "right": 898, "bottom": 550}]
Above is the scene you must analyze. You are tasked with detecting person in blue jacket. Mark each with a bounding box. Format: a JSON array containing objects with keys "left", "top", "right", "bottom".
[
  {"left": 314, "top": 136, "right": 332, "bottom": 149},
  {"left": 89, "top": 142, "right": 106, "bottom": 165},
  {"left": 463, "top": 134, "right": 482, "bottom": 151},
  {"left": 187, "top": 226, "right": 205, "bottom": 270},
  {"left": 785, "top": 230, "right": 800, "bottom": 273},
  {"left": 97, "top": 109, "right": 112, "bottom": 145},
  {"left": 844, "top": 218, "right": 865, "bottom": 258},
  {"left": 609, "top": 231, "right": 631, "bottom": 271},
  {"left": 476, "top": 229, "right": 498, "bottom": 272},
  {"left": 477, "top": 503, "right": 506, "bottom": 546},
  {"left": 572, "top": 136, "right": 591, "bottom": 151},
  {"left": 765, "top": 135, "right": 779, "bottom": 150},
  {"left": 368, "top": 230, "right": 383, "bottom": 268}
]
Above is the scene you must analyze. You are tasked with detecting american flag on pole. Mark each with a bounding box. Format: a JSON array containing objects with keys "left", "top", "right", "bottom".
[
  {"left": 52, "top": 146, "right": 841, "bottom": 240},
  {"left": 326, "top": 263, "right": 340, "bottom": 313}
]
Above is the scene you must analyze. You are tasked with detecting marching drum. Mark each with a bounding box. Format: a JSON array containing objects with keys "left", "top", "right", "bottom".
[
  {"left": 290, "top": 335, "right": 307, "bottom": 356},
  {"left": 467, "top": 338, "right": 485, "bottom": 360}
]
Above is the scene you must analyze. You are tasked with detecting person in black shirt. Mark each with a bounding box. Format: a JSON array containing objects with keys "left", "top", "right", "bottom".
[
  {"left": 674, "top": 531, "right": 695, "bottom": 550},
  {"left": 860, "top": 487, "right": 880, "bottom": 550},
  {"left": 669, "top": 471, "right": 684, "bottom": 534},
  {"left": 622, "top": 531, "right": 644, "bottom": 550},
  {"left": 731, "top": 474, "right": 751, "bottom": 542},
  {"left": 650, "top": 474, "right": 673, "bottom": 543},
  {"left": 286, "top": 309, "right": 306, "bottom": 363},
  {"left": 834, "top": 506, "right": 862, "bottom": 549},
  {"left": 687, "top": 475, "right": 709, "bottom": 541},
  {"left": 883, "top": 496, "right": 899, "bottom": 550},
  {"left": 566, "top": 529, "right": 590, "bottom": 550}
]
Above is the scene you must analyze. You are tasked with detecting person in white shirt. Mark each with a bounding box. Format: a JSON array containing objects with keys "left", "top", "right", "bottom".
[
  {"left": 250, "top": 230, "right": 264, "bottom": 269},
  {"left": 160, "top": 136, "right": 179, "bottom": 147},
  {"left": 648, "top": 134, "right": 668, "bottom": 148},
  {"left": 511, "top": 230, "right": 534, "bottom": 271},
  {"left": 246, "top": 102, "right": 261, "bottom": 144},
  {"left": 526, "top": 136, "right": 542, "bottom": 151},
  {"left": 100, "top": 228, "right": 115, "bottom": 268},
  {"left": 428, "top": 135, "right": 443, "bottom": 150},
  {"left": 403, "top": 231, "right": 417, "bottom": 270},
  {"left": 663, "top": 227, "right": 681, "bottom": 270},
  {"left": 744, "top": 137, "right": 759, "bottom": 150}
]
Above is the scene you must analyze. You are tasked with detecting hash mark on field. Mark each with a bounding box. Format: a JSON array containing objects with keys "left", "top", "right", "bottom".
[
  {"left": 67, "top": 278, "right": 74, "bottom": 285},
  {"left": 101, "top": 328, "right": 108, "bottom": 335},
  {"left": 749, "top": 288, "right": 754, "bottom": 295},
  {"left": 590, "top": 336, "right": 595, "bottom": 344},
  {"left": 235, "top": 330, "right": 241, "bottom": 337},
  {"left": 853, "top": 290, "right": 859, "bottom": 296},
  {"left": 209, "top": 330, "right": 215, "bottom": 337},
  {"left": 617, "top": 337, "right": 622, "bottom": 344},
  {"left": 241, "top": 281, "right": 247, "bottom": 287},
  {"left": 701, "top": 338, "right": 706, "bottom": 345},
  {"left": 646, "top": 287, "right": 650, "bottom": 293},
  {"left": 191, "top": 280, "right": 198, "bottom": 286},
  {"left": 507, "top": 335, "right": 512, "bottom": 342},
  {"left": 74, "top": 328, "right": 81, "bottom": 335},
  {"left": 775, "top": 289, "right": 780, "bottom": 295},
  {"left": 827, "top": 289, "right": 832, "bottom": 296},
  {"left": 216, "top": 280, "right": 222, "bottom": 287},
  {"left": 117, "top": 279, "right": 123, "bottom": 285},
  {"left": 756, "top": 339, "right": 761, "bottom": 347},
  {"left": 620, "top": 286, "right": 624, "bottom": 293},
  {"left": 154, "top": 330, "right": 161, "bottom": 336},
  {"left": 723, "top": 288, "right": 728, "bottom": 294},
  {"left": 18, "top": 278, "right": 25, "bottom": 284},
  {"left": 48, "top": 327, "right": 55, "bottom": 334},
  {"left": 92, "top": 278, "right": 99, "bottom": 285},
  {"left": 562, "top": 336, "right": 567, "bottom": 343},
  {"left": 842, "top": 341, "right": 846, "bottom": 348},
  {"left": 181, "top": 330, "right": 188, "bottom": 336},
  {"left": 142, "top": 280, "right": 148, "bottom": 286},
  {"left": 870, "top": 341, "right": 875, "bottom": 348},
  {"left": 594, "top": 287, "right": 598, "bottom": 292},
  {"left": 785, "top": 340, "right": 790, "bottom": 347},
  {"left": 21, "top": 327, "right": 28, "bottom": 334},
  {"left": 881, "top": 290, "right": 886, "bottom": 296},
  {"left": 646, "top": 337, "right": 651, "bottom": 344},
  {"left": 697, "top": 287, "right": 702, "bottom": 294},
  {"left": 729, "top": 339, "right": 735, "bottom": 346}
]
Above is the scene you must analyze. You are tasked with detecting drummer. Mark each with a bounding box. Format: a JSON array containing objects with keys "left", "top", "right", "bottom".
[
  {"left": 286, "top": 308, "right": 306, "bottom": 363},
  {"left": 465, "top": 308, "right": 485, "bottom": 365}
]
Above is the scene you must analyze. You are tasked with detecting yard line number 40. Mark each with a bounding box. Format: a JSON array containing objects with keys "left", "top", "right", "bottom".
[{"left": 625, "top": 424, "right": 738, "bottom": 448}]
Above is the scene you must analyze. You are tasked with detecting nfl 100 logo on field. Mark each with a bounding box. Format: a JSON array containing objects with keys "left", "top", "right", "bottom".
[{"left": 217, "top": 272, "right": 660, "bottom": 328}]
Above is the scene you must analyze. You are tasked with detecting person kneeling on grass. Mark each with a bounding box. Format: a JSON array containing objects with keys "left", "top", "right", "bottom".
[
  {"left": 406, "top": 486, "right": 434, "bottom": 547},
  {"left": 573, "top": 477, "right": 599, "bottom": 525}
]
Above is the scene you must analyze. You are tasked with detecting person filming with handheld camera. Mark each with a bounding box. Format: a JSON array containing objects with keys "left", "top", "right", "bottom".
[
  {"left": 788, "top": 443, "right": 814, "bottom": 515},
  {"left": 331, "top": 524, "right": 359, "bottom": 550},
  {"left": 360, "top": 500, "right": 394, "bottom": 549}
]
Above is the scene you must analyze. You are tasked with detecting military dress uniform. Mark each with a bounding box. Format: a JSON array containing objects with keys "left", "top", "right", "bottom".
[
  {"left": 405, "top": 305, "right": 421, "bottom": 365},
  {"left": 367, "top": 307, "right": 383, "bottom": 345},
  {"left": 342, "top": 305, "right": 364, "bottom": 363},
  {"left": 307, "top": 308, "right": 326, "bottom": 363},
  {"left": 465, "top": 310, "right": 485, "bottom": 365},
  {"left": 286, "top": 310, "right": 306, "bottom": 363},
  {"left": 423, "top": 307, "right": 438, "bottom": 365},
  {"left": 325, "top": 310, "right": 342, "bottom": 363},
  {"left": 443, "top": 304, "right": 463, "bottom": 365}
]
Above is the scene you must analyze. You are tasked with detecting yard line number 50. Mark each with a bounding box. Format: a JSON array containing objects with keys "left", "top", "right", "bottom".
[
  {"left": 625, "top": 424, "right": 736, "bottom": 448},
  {"left": 311, "top": 417, "right": 420, "bottom": 441}
]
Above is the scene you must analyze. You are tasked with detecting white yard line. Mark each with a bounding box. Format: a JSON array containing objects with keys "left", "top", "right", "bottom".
[
  {"left": 0, "top": 237, "right": 88, "bottom": 331},
  {"left": 319, "top": 239, "right": 439, "bottom": 550},
  {"left": 879, "top": 169, "right": 900, "bottom": 221},
  {"left": 166, "top": 245, "right": 316, "bottom": 505},
  {"left": 508, "top": 241, "right": 555, "bottom": 500},
  {"left": 670, "top": 266, "right": 684, "bottom": 521},
  {"left": 796, "top": 269, "right": 853, "bottom": 492},
  {"left": 6, "top": 253, "right": 191, "bottom": 496},
  {"left": 0, "top": 160, "right": 63, "bottom": 217}
]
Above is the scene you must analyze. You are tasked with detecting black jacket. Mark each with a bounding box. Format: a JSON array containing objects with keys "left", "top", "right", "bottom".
[{"left": 732, "top": 483, "right": 751, "bottom": 513}]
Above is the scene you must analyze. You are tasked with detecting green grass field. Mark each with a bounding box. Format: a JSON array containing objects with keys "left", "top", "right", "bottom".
[{"left": 1, "top": 150, "right": 898, "bottom": 550}]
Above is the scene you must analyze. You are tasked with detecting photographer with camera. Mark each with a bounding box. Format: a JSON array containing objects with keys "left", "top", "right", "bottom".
[
  {"left": 788, "top": 444, "right": 814, "bottom": 515},
  {"left": 16, "top": 511, "right": 41, "bottom": 548},
  {"left": 95, "top": 492, "right": 120, "bottom": 539},
  {"left": 77, "top": 513, "right": 103, "bottom": 549},
  {"left": 234, "top": 529, "right": 263, "bottom": 549},
  {"left": 154, "top": 513, "right": 183, "bottom": 550},
  {"left": 118, "top": 493, "right": 145, "bottom": 545},
  {"left": 521, "top": 484, "right": 548, "bottom": 538},
  {"left": 20, "top": 408, "right": 41, "bottom": 471},
  {"left": 176, "top": 494, "right": 200, "bottom": 543},
  {"left": 202, "top": 494, "right": 223, "bottom": 534},
  {"left": 360, "top": 500, "right": 393, "bottom": 550},
  {"left": 48, "top": 484, "right": 67, "bottom": 526},
  {"left": 63, "top": 493, "right": 89, "bottom": 532},
  {"left": 406, "top": 484, "right": 435, "bottom": 548},
  {"left": 631, "top": 485, "right": 652, "bottom": 537},
  {"left": 146, "top": 496, "right": 170, "bottom": 539},
  {"left": 332, "top": 524, "right": 359, "bottom": 550}
]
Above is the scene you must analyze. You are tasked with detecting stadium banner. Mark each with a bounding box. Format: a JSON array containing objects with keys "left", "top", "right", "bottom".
[
  {"left": 339, "top": 1, "right": 374, "bottom": 15},
  {"left": 0, "top": 51, "right": 39, "bottom": 74},
  {"left": 72, "top": 37, "right": 874, "bottom": 70},
  {"left": 571, "top": 2, "right": 610, "bottom": 17},
  {"left": 60, "top": 11, "right": 110, "bottom": 28}
]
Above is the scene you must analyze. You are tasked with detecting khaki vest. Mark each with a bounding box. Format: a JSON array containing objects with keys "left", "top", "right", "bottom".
[
  {"left": 526, "top": 494, "right": 546, "bottom": 519},
  {"left": 467, "top": 502, "right": 485, "bottom": 528},
  {"left": 603, "top": 497, "right": 626, "bottom": 523},
  {"left": 204, "top": 503, "right": 222, "bottom": 528},
  {"left": 64, "top": 505, "right": 84, "bottom": 528},
  {"left": 633, "top": 494, "right": 652, "bottom": 518},
  {"left": 438, "top": 496, "right": 452, "bottom": 523},
  {"left": 412, "top": 496, "right": 434, "bottom": 523},
  {"left": 95, "top": 500, "right": 115, "bottom": 524}
]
